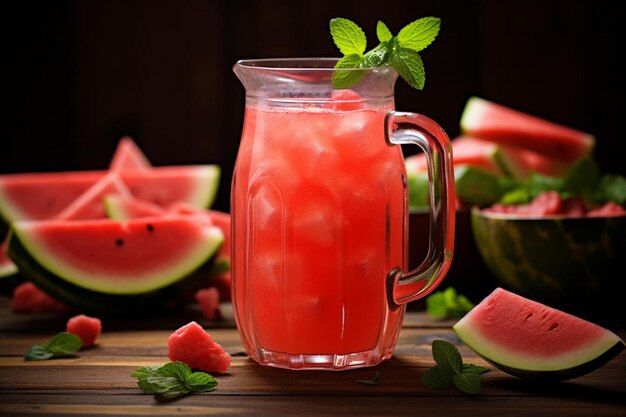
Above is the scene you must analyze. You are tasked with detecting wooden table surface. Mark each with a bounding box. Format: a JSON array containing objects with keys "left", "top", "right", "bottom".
[{"left": 0, "top": 296, "right": 624, "bottom": 417}]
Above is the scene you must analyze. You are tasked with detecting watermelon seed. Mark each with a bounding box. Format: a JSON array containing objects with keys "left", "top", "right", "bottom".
[
  {"left": 147, "top": 224, "right": 154, "bottom": 232},
  {"left": 115, "top": 239, "right": 124, "bottom": 247},
  {"left": 548, "top": 323, "right": 559, "bottom": 331}
]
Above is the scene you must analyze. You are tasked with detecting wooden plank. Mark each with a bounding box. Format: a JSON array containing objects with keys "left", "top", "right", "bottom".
[{"left": 1, "top": 393, "right": 625, "bottom": 417}]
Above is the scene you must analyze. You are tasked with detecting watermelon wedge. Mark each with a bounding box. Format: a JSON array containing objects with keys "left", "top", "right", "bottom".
[
  {"left": 406, "top": 136, "right": 503, "bottom": 175},
  {"left": 460, "top": 97, "right": 595, "bottom": 163},
  {"left": 55, "top": 173, "right": 131, "bottom": 220},
  {"left": 453, "top": 288, "right": 625, "bottom": 380},
  {"left": 7, "top": 216, "right": 224, "bottom": 314},
  {"left": 0, "top": 165, "right": 220, "bottom": 223},
  {"left": 108, "top": 137, "right": 151, "bottom": 172}
]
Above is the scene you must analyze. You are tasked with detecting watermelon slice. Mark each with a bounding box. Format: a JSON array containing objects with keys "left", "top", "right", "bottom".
[
  {"left": 0, "top": 165, "right": 220, "bottom": 223},
  {"left": 108, "top": 137, "right": 151, "bottom": 172},
  {"left": 55, "top": 173, "right": 131, "bottom": 220},
  {"left": 460, "top": 97, "right": 595, "bottom": 163},
  {"left": 0, "top": 240, "right": 18, "bottom": 278},
  {"left": 7, "top": 216, "right": 224, "bottom": 314},
  {"left": 406, "top": 136, "right": 503, "bottom": 175},
  {"left": 453, "top": 288, "right": 625, "bottom": 380}
]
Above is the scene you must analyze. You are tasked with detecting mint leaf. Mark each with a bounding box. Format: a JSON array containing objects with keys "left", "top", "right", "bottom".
[
  {"left": 24, "top": 332, "right": 83, "bottom": 361},
  {"left": 47, "top": 332, "right": 83, "bottom": 355},
  {"left": 132, "top": 362, "right": 218, "bottom": 400},
  {"left": 357, "top": 371, "right": 380, "bottom": 385},
  {"left": 424, "top": 340, "right": 488, "bottom": 394},
  {"left": 376, "top": 21, "right": 393, "bottom": 42},
  {"left": 563, "top": 158, "right": 600, "bottom": 196},
  {"left": 329, "top": 16, "right": 440, "bottom": 90},
  {"left": 25, "top": 345, "right": 54, "bottom": 361},
  {"left": 330, "top": 18, "right": 367, "bottom": 56},
  {"left": 185, "top": 372, "right": 218, "bottom": 392},
  {"left": 422, "top": 366, "right": 453, "bottom": 388},
  {"left": 397, "top": 17, "right": 441, "bottom": 52},
  {"left": 432, "top": 340, "right": 462, "bottom": 374},
  {"left": 599, "top": 175, "right": 626, "bottom": 204},
  {"left": 425, "top": 287, "right": 474, "bottom": 319},
  {"left": 332, "top": 54, "right": 365, "bottom": 89},
  {"left": 462, "top": 363, "right": 489, "bottom": 375},
  {"left": 453, "top": 371, "right": 481, "bottom": 394},
  {"left": 389, "top": 47, "right": 425, "bottom": 90}
]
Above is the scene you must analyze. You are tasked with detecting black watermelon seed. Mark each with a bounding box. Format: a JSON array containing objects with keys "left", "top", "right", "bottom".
[
  {"left": 115, "top": 239, "right": 124, "bottom": 247},
  {"left": 147, "top": 224, "right": 154, "bottom": 232}
]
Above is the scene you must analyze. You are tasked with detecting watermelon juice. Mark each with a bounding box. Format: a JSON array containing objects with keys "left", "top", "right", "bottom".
[{"left": 231, "top": 98, "right": 407, "bottom": 365}]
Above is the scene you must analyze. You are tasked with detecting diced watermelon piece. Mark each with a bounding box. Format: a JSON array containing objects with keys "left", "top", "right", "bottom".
[
  {"left": 66, "top": 314, "right": 102, "bottom": 347},
  {"left": 168, "top": 321, "right": 231, "bottom": 373},
  {"left": 195, "top": 287, "right": 221, "bottom": 321},
  {"left": 587, "top": 202, "right": 626, "bottom": 217},
  {"left": 461, "top": 97, "right": 595, "bottom": 163},
  {"left": 108, "top": 137, "right": 151, "bottom": 172},
  {"left": 11, "top": 282, "right": 68, "bottom": 313},
  {"left": 484, "top": 191, "right": 563, "bottom": 216}
]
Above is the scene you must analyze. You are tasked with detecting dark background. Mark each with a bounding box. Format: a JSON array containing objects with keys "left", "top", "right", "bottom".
[{"left": 4, "top": 0, "right": 623, "bottom": 212}]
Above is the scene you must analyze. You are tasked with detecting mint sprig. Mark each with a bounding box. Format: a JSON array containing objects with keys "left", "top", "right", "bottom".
[
  {"left": 24, "top": 332, "right": 83, "bottom": 361},
  {"left": 422, "top": 340, "right": 488, "bottom": 394},
  {"left": 131, "top": 362, "right": 217, "bottom": 400},
  {"left": 425, "top": 287, "right": 474, "bottom": 319},
  {"left": 330, "top": 17, "right": 441, "bottom": 89}
]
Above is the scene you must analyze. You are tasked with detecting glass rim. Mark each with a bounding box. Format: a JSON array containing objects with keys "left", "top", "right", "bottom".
[{"left": 234, "top": 57, "right": 396, "bottom": 73}]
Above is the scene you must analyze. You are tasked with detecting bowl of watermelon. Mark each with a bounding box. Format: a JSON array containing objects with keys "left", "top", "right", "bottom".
[
  {"left": 406, "top": 96, "right": 626, "bottom": 312},
  {"left": 471, "top": 191, "right": 626, "bottom": 311}
]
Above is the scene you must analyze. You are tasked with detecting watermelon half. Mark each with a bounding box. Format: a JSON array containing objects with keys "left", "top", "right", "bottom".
[
  {"left": 7, "top": 216, "right": 223, "bottom": 314},
  {"left": 453, "top": 288, "right": 625, "bottom": 380},
  {"left": 460, "top": 97, "right": 595, "bottom": 163}
]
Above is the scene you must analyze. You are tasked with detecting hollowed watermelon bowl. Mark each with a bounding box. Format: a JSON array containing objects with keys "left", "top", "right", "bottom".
[{"left": 471, "top": 208, "right": 626, "bottom": 312}]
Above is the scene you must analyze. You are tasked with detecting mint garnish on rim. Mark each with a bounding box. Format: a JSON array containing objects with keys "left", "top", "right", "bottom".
[{"left": 329, "top": 17, "right": 441, "bottom": 89}]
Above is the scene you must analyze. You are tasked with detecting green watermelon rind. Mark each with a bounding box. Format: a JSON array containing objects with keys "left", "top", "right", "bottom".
[
  {"left": 9, "top": 221, "right": 224, "bottom": 295},
  {"left": 185, "top": 165, "right": 221, "bottom": 209},
  {"left": 470, "top": 208, "right": 626, "bottom": 302}
]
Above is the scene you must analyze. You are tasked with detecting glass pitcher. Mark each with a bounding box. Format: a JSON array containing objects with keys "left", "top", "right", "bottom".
[{"left": 231, "top": 58, "right": 455, "bottom": 370}]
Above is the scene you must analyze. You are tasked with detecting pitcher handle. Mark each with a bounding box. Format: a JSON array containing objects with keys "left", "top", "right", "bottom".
[{"left": 385, "top": 111, "right": 456, "bottom": 308}]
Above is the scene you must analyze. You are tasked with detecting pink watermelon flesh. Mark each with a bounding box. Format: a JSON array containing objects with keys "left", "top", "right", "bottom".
[
  {"left": 453, "top": 288, "right": 624, "bottom": 379},
  {"left": 168, "top": 321, "right": 231, "bottom": 373},
  {"left": 461, "top": 97, "right": 595, "bottom": 163},
  {"left": 66, "top": 314, "right": 102, "bottom": 347},
  {"left": 11, "top": 281, "right": 69, "bottom": 313},
  {"left": 0, "top": 165, "right": 220, "bottom": 223},
  {"left": 10, "top": 216, "right": 223, "bottom": 294},
  {"left": 406, "top": 136, "right": 502, "bottom": 175},
  {"left": 55, "top": 173, "right": 131, "bottom": 220},
  {"left": 195, "top": 287, "right": 221, "bottom": 321},
  {"left": 108, "top": 137, "right": 151, "bottom": 172}
]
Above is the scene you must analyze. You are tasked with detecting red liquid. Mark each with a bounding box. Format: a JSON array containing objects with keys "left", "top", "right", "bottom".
[{"left": 232, "top": 100, "right": 407, "bottom": 362}]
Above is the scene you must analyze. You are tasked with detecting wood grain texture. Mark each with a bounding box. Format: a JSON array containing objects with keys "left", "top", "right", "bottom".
[{"left": 0, "top": 296, "right": 624, "bottom": 416}]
